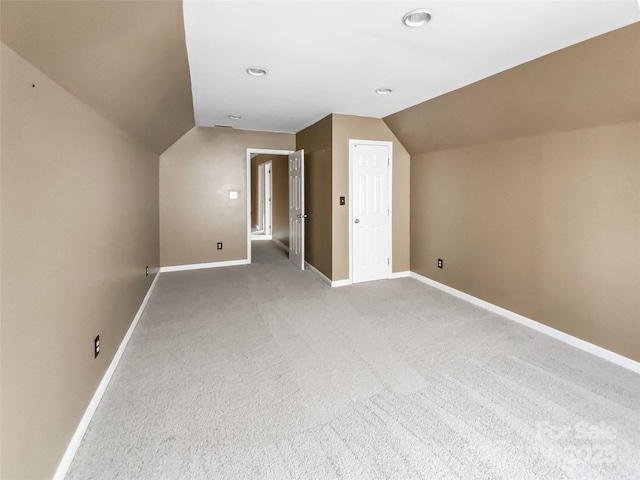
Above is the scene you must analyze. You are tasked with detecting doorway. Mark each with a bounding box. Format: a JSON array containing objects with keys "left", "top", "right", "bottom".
[
  {"left": 253, "top": 161, "right": 272, "bottom": 240},
  {"left": 246, "top": 149, "right": 294, "bottom": 263},
  {"left": 349, "top": 140, "right": 393, "bottom": 283}
]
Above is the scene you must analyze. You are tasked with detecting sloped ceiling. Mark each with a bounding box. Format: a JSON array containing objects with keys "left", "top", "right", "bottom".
[
  {"left": 2, "top": 1, "right": 638, "bottom": 153},
  {"left": 1, "top": 0, "right": 195, "bottom": 154},
  {"left": 384, "top": 22, "right": 640, "bottom": 155}
]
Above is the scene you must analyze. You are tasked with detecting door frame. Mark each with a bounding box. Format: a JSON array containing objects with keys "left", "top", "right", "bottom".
[
  {"left": 348, "top": 139, "right": 393, "bottom": 284},
  {"left": 246, "top": 148, "right": 294, "bottom": 264},
  {"left": 255, "top": 160, "right": 272, "bottom": 237}
]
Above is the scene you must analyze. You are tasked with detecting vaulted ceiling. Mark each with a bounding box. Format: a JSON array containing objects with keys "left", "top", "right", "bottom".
[
  {"left": 2, "top": 1, "right": 639, "bottom": 154},
  {"left": 184, "top": 1, "right": 639, "bottom": 133},
  {"left": 385, "top": 22, "right": 640, "bottom": 154}
]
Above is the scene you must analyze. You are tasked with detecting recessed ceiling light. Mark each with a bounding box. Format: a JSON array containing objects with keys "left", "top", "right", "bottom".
[
  {"left": 228, "top": 115, "right": 242, "bottom": 120},
  {"left": 402, "top": 8, "right": 432, "bottom": 27},
  {"left": 246, "top": 67, "right": 267, "bottom": 76},
  {"left": 376, "top": 88, "right": 393, "bottom": 95}
]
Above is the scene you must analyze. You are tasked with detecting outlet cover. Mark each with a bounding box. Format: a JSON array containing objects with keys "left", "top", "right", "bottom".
[{"left": 94, "top": 335, "right": 100, "bottom": 358}]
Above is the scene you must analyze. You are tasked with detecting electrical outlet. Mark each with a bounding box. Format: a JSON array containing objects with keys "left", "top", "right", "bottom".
[
  {"left": 94, "top": 335, "right": 100, "bottom": 358},
  {"left": 339, "top": 196, "right": 346, "bottom": 205},
  {"left": 217, "top": 242, "right": 223, "bottom": 250},
  {"left": 437, "top": 259, "right": 443, "bottom": 269},
  {"left": 146, "top": 265, "right": 149, "bottom": 277}
]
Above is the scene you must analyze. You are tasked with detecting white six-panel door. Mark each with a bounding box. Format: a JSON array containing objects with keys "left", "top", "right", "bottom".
[
  {"left": 351, "top": 142, "right": 391, "bottom": 283},
  {"left": 288, "top": 150, "right": 305, "bottom": 269}
]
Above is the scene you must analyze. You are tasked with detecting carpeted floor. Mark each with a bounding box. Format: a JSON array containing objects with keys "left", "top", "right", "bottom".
[{"left": 66, "top": 241, "right": 640, "bottom": 479}]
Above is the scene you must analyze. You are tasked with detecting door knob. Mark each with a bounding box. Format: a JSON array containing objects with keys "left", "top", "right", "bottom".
[
  {"left": 297, "top": 214, "right": 309, "bottom": 218},
  {"left": 354, "top": 219, "right": 360, "bottom": 223}
]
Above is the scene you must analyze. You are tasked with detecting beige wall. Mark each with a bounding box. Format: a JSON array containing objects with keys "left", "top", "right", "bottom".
[
  {"left": 296, "top": 116, "right": 333, "bottom": 278},
  {"left": 159, "top": 127, "right": 295, "bottom": 267},
  {"left": 411, "top": 122, "right": 640, "bottom": 362},
  {"left": 296, "top": 114, "right": 411, "bottom": 281},
  {"left": 1, "top": 44, "right": 160, "bottom": 479},
  {"left": 332, "top": 114, "right": 411, "bottom": 280},
  {"left": 386, "top": 23, "right": 640, "bottom": 363}
]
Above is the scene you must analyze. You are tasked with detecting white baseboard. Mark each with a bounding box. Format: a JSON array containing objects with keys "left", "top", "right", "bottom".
[
  {"left": 251, "top": 234, "right": 272, "bottom": 241},
  {"left": 160, "top": 259, "right": 249, "bottom": 273},
  {"left": 330, "top": 271, "right": 410, "bottom": 287},
  {"left": 53, "top": 272, "right": 161, "bottom": 480},
  {"left": 272, "top": 238, "right": 290, "bottom": 253},
  {"left": 307, "top": 269, "right": 410, "bottom": 287},
  {"left": 390, "top": 271, "right": 410, "bottom": 279},
  {"left": 409, "top": 272, "right": 640, "bottom": 374}
]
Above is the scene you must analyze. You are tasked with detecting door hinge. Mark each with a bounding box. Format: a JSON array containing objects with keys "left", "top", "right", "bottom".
[
  {"left": 388, "top": 158, "right": 390, "bottom": 166},
  {"left": 388, "top": 258, "right": 390, "bottom": 265}
]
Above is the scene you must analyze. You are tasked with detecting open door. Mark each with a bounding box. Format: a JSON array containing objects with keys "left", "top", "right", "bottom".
[{"left": 288, "top": 150, "right": 305, "bottom": 269}]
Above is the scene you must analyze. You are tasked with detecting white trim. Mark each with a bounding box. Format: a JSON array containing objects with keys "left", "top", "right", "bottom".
[
  {"left": 389, "top": 271, "right": 410, "bottom": 279},
  {"left": 331, "top": 279, "right": 352, "bottom": 288},
  {"left": 246, "top": 148, "right": 295, "bottom": 266},
  {"left": 53, "top": 273, "right": 161, "bottom": 480},
  {"left": 246, "top": 150, "right": 252, "bottom": 264},
  {"left": 160, "top": 259, "right": 249, "bottom": 273},
  {"left": 409, "top": 272, "right": 640, "bottom": 374},
  {"left": 272, "top": 238, "right": 290, "bottom": 253},
  {"left": 349, "top": 140, "right": 393, "bottom": 284}
]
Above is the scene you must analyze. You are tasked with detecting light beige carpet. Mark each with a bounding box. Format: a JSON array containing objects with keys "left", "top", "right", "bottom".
[{"left": 66, "top": 241, "right": 640, "bottom": 479}]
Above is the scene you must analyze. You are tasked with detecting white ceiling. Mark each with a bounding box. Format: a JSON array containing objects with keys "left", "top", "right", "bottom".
[{"left": 183, "top": 1, "right": 640, "bottom": 134}]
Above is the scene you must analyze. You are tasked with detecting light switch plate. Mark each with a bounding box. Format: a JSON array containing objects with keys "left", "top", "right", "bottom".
[{"left": 229, "top": 191, "right": 238, "bottom": 200}]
